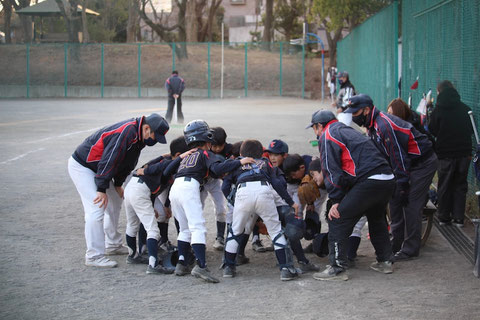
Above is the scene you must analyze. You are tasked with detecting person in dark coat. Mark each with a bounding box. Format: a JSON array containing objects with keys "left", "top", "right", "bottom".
[
  {"left": 428, "top": 80, "right": 474, "bottom": 227},
  {"left": 165, "top": 71, "right": 185, "bottom": 123}
]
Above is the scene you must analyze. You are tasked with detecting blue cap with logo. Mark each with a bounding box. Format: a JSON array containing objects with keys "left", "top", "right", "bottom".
[
  {"left": 266, "top": 139, "right": 289, "bottom": 154},
  {"left": 344, "top": 94, "right": 374, "bottom": 113}
]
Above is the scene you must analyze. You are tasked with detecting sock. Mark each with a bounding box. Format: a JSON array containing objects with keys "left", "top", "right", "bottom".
[
  {"left": 290, "top": 239, "right": 308, "bottom": 264},
  {"left": 177, "top": 240, "right": 191, "bottom": 266},
  {"left": 138, "top": 224, "right": 147, "bottom": 254},
  {"left": 158, "top": 222, "right": 169, "bottom": 244},
  {"left": 347, "top": 236, "right": 361, "bottom": 260},
  {"left": 147, "top": 238, "right": 159, "bottom": 267},
  {"left": 237, "top": 233, "right": 249, "bottom": 256},
  {"left": 216, "top": 221, "right": 226, "bottom": 240},
  {"left": 225, "top": 251, "right": 237, "bottom": 266},
  {"left": 192, "top": 243, "right": 206, "bottom": 268},
  {"left": 126, "top": 234, "right": 137, "bottom": 256},
  {"left": 252, "top": 224, "right": 260, "bottom": 240},
  {"left": 275, "top": 248, "right": 287, "bottom": 268}
]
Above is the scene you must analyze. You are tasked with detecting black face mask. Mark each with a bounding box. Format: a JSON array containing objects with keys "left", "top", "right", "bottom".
[
  {"left": 352, "top": 113, "right": 367, "bottom": 127},
  {"left": 144, "top": 137, "right": 157, "bottom": 146}
]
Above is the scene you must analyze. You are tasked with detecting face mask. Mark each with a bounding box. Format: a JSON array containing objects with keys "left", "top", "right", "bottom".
[
  {"left": 352, "top": 113, "right": 367, "bottom": 127},
  {"left": 338, "top": 79, "right": 344, "bottom": 85},
  {"left": 144, "top": 137, "right": 157, "bottom": 146}
]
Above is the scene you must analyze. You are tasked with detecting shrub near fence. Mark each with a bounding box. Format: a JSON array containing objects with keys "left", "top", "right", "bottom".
[{"left": 0, "top": 42, "right": 307, "bottom": 99}]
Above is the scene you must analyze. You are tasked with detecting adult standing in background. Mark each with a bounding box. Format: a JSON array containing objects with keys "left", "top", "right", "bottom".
[
  {"left": 428, "top": 80, "right": 473, "bottom": 227},
  {"left": 333, "top": 71, "right": 355, "bottom": 126},
  {"left": 165, "top": 70, "right": 185, "bottom": 124}
]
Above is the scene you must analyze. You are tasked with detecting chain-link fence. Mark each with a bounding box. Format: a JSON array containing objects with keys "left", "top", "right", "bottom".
[
  {"left": 337, "top": 0, "right": 480, "bottom": 214},
  {"left": 0, "top": 41, "right": 306, "bottom": 99},
  {"left": 337, "top": 2, "right": 398, "bottom": 111}
]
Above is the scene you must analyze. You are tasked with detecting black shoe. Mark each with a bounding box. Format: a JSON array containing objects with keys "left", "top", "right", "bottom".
[
  {"left": 438, "top": 219, "right": 451, "bottom": 226},
  {"left": 452, "top": 219, "right": 464, "bottom": 228},
  {"left": 236, "top": 254, "right": 250, "bottom": 266},
  {"left": 146, "top": 264, "right": 174, "bottom": 274},
  {"left": 393, "top": 251, "right": 418, "bottom": 262},
  {"left": 126, "top": 254, "right": 149, "bottom": 264},
  {"left": 280, "top": 267, "right": 298, "bottom": 281},
  {"left": 223, "top": 265, "right": 236, "bottom": 278}
]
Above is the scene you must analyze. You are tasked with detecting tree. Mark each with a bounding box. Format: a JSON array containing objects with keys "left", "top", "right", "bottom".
[
  {"left": 311, "top": 0, "right": 391, "bottom": 68},
  {"left": 126, "top": 0, "right": 139, "bottom": 42},
  {"left": 0, "top": 0, "right": 13, "bottom": 43},
  {"left": 261, "top": 0, "right": 273, "bottom": 48},
  {"left": 1, "top": 0, "right": 32, "bottom": 43},
  {"left": 185, "top": 0, "right": 222, "bottom": 42},
  {"left": 80, "top": 0, "right": 89, "bottom": 42},
  {"left": 138, "top": 0, "right": 187, "bottom": 58},
  {"left": 273, "top": 0, "right": 305, "bottom": 43},
  {"left": 55, "top": 0, "right": 81, "bottom": 42}
]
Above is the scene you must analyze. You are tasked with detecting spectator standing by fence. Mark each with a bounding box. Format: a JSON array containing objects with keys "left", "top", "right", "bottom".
[
  {"left": 333, "top": 71, "right": 355, "bottom": 126},
  {"left": 428, "top": 80, "right": 474, "bottom": 227},
  {"left": 165, "top": 71, "right": 185, "bottom": 124}
]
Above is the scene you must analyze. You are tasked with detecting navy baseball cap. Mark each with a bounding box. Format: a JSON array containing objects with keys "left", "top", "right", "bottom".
[
  {"left": 344, "top": 94, "right": 374, "bottom": 114},
  {"left": 145, "top": 113, "right": 169, "bottom": 144},
  {"left": 305, "top": 110, "right": 336, "bottom": 128},
  {"left": 336, "top": 71, "right": 349, "bottom": 78},
  {"left": 266, "top": 139, "right": 289, "bottom": 154}
]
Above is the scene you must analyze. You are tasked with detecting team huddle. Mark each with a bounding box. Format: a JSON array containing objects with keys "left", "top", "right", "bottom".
[{"left": 68, "top": 81, "right": 472, "bottom": 282}]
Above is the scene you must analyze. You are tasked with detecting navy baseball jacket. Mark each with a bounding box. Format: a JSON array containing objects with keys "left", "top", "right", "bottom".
[
  {"left": 319, "top": 120, "right": 392, "bottom": 203},
  {"left": 221, "top": 158, "right": 295, "bottom": 206},
  {"left": 165, "top": 74, "right": 185, "bottom": 97},
  {"left": 175, "top": 149, "right": 241, "bottom": 185},
  {"left": 136, "top": 156, "right": 180, "bottom": 195},
  {"left": 72, "top": 117, "right": 146, "bottom": 193},
  {"left": 366, "top": 107, "right": 434, "bottom": 186}
]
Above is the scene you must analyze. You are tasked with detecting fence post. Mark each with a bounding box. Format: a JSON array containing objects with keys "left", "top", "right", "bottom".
[
  {"left": 302, "top": 42, "right": 305, "bottom": 99},
  {"left": 26, "top": 43, "right": 30, "bottom": 98},
  {"left": 172, "top": 43, "right": 176, "bottom": 71},
  {"left": 101, "top": 43, "right": 104, "bottom": 98},
  {"left": 64, "top": 43, "right": 68, "bottom": 98},
  {"left": 207, "top": 42, "right": 211, "bottom": 98},
  {"left": 244, "top": 42, "right": 248, "bottom": 97},
  {"left": 279, "top": 42, "right": 283, "bottom": 96},
  {"left": 138, "top": 43, "right": 141, "bottom": 98}
]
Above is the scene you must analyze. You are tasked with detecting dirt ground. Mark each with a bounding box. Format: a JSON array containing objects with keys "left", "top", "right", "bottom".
[{"left": 0, "top": 97, "right": 479, "bottom": 320}]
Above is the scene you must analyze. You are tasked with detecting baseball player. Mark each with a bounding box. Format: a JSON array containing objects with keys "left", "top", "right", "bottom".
[
  {"left": 221, "top": 140, "right": 301, "bottom": 280},
  {"left": 200, "top": 127, "right": 232, "bottom": 251},
  {"left": 308, "top": 110, "right": 395, "bottom": 281},
  {"left": 169, "top": 120, "right": 255, "bottom": 283},
  {"left": 124, "top": 148, "right": 194, "bottom": 274},
  {"left": 345, "top": 94, "right": 438, "bottom": 261},
  {"left": 68, "top": 114, "right": 169, "bottom": 268},
  {"left": 165, "top": 70, "right": 185, "bottom": 123}
]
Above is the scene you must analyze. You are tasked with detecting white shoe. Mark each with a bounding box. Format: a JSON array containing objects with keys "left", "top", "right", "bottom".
[
  {"left": 85, "top": 256, "right": 118, "bottom": 268},
  {"left": 105, "top": 246, "right": 129, "bottom": 255}
]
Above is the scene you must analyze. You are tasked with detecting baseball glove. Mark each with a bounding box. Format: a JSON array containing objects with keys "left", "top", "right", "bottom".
[{"left": 298, "top": 175, "right": 321, "bottom": 206}]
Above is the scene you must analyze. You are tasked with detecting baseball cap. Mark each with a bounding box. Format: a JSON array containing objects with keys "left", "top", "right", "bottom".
[
  {"left": 344, "top": 94, "right": 374, "bottom": 114},
  {"left": 305, "top": 110, "right": 336, "bottom": 128},
  {"left": 266, "top": 139, "right": 289, "bottom": 154},
  {"left": 336, "top": 71, "right": 349, "bottom": 78},
  {"left": 145, "top": 113, "right": 169, "bottom": 144}
]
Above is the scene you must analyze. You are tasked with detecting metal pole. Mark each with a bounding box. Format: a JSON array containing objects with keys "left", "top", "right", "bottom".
[
  {"left": 321, "top": 52, "right": 324, "bottom": 101},
  {"left": 468, "top": 111, "right": 480, "bottom": 144},
  {"left": 221, "top": 23, "right": 224, "bottom": 99},
  {"left": 26, "top": 43, "right": 30, "bottom": 98},
  {"left": 64, "top": 43, "right": 68, "bottom": 97},
  {"left": 207, "top": 42, "right": 211, "bottom": 98},
  {"left": 279, "top": 42, "right": 283, "bottom": 96},
  {"left": 138, "top": 43, "right": 141, "bottom": 98},
  {"left": 393, "top": 0, "right": 399, "bottom": 100},
  {"left": 302, "top": 42, "right": 305, "bottom": 99},
  {"left": 101, "top": 43, "right": 104, "bottom": 98},
  {"left": 172, "top": 43, "right": 176, "bottom": 71},
  {"left": 244, "top": 42, "right": 248, "bottom": 97}
]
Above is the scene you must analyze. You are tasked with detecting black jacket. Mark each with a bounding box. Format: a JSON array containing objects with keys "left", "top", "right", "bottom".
[
  {"left": 73, "top": 117, "right": 145, "bottom": 192},
  {"left": 165, "top": 74, "right": 185, "bottom": 97},
  {"left": 428, "top": 87, "right": 473, "bottom": 159}
]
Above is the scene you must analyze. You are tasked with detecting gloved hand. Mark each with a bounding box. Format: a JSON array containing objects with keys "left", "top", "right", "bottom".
[{"left": 397, "top": 182, "right": 410, "bottom": 207}]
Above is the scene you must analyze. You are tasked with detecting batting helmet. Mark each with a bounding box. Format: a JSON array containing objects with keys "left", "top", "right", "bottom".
[
  {"left": 304, "top": 210, "right": 321, "bottom": 241},
  {"left": 183, "top": 120, "right": 214, "bottom": 145},
  {"left": 306, "top": 110, "right": 337, "bottom": 128},
  {"left": 284, "top": 214, "right": 305, "bottom": 242}
]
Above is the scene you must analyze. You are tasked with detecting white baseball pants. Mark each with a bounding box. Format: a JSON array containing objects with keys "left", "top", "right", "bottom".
[
  {"left": 68, "top": 157, "right": 123, "bottom": 259},
  {"left": 124, "top": 177, "right": 160, "bottom": 241},
  {"left": 200, "top": 178, "right": 226, "bottom": 223},
  {"left": 169, "top": 177, "right": 206, "bottom": 244}
]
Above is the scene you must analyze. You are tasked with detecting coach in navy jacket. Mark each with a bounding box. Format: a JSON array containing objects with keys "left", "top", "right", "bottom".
[
  {"left": 165, "top": 71, "right": 185, "bottom": 123},
  {"left": 307, "top": 110, "right": 394, "bottom": 280},
  {"left": 68, "top": 114, "right": 169, "bottom": 268},
  {"left": 346, "top": 94, "right": 438, "bottom": 261}
]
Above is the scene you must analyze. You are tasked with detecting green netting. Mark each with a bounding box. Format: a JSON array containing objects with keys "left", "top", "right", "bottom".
[
  {"left": 0, "top": 41, "right": 305, "bottom": 99},
  {"left": 402, "top": 0, "right": 480, "bottom": 201},
  {"left": 337, "top": 2, "right": 398, "bottom": 111}
]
